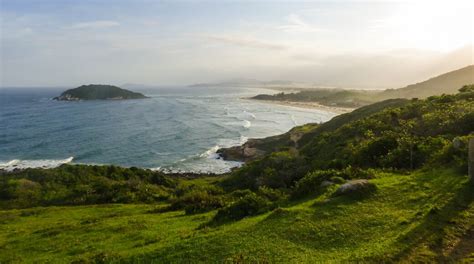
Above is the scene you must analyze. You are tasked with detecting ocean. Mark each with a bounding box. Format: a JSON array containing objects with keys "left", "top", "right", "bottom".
[{"left": 0, "top": 86, "right": 336, "bottom": 173}]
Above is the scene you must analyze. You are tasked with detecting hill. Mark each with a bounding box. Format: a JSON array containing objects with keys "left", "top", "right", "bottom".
[
  {"left": 1, "top": 86, "right": 473, "bottom": 262},
  {"left": 250, "top": 65, "right": 474, "bottom": 108},
  {"left": 1, "top": 168, "right": 472, "bottom": 262},
  {"left": 53, "top": 84, "right": 148, "bottom": 101},
  {"left": 379, "top": 65, "right": 474, "bottom": 99},
  {"left": 218, "top": 98, "right": 409, "bottom": 161}
]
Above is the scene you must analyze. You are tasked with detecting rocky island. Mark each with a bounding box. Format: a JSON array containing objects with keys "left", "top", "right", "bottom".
[{"left": 53, "top": 84, "right": 148, "bottom": 101}]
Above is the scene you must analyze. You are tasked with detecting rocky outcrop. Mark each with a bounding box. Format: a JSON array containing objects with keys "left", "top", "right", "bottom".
[
  {"left": 217, "top": 126, "right": 310, "bottom": 162},
  {"left": 334, "top": 179, "right": 376, "bottom": 196},
  {"left": 217, "top": 139, "right": 267, "bottom": 162}
]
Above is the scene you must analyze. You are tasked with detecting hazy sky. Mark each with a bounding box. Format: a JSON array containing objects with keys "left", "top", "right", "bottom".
[{"left": 1, "top": 0, "right": 473, "bottom": 88}]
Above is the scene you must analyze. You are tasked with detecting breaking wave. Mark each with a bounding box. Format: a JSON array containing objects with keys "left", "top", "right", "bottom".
[{"left": 0, "top": 157, "right": 74, "bottom": 171}]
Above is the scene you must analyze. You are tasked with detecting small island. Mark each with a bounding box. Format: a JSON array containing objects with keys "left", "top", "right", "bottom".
[{"left": 53, "top": 84, "right": 148, "bottom": 101}]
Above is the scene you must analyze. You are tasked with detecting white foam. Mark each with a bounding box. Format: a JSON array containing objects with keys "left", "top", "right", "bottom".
[
  {"left": 199, "top": 145, "right": 220, "bottom": 158},
  {"left": 0, "top": 157, "right": 74, "bottom": 171},
  {"left": 290, "top": 114, "right": 298, "bottom": 126},
  {"left": 243, "top": 120, "right": 252, "bottom": 129},
  {"left": 243, "top": 110, "right": 256, "bottom": 119}
]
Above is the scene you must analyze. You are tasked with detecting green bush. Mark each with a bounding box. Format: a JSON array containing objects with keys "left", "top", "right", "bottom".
[
  {"left": 0, "top": 164, "right": 176, "bottom": 209},
  {"left": 223, "top": 151, "right": 309, "bottom": 190},
  {"left": 3, "top": 179, "right": 42, "bottom": 208},
  {"left": 330, "top": 176, "right": 346, "bottom": 184},
  {"left": 168, "top": 184, "right": 226, "bottom": 214},
  {"left": 213, "top": 192, "right": 272, "bottom": 222},
  {"left": 341, "top": 166, "right": 375, "bottom": 179},
  {"left": 182, "top": 191, "right": 226, "bottom": 214},
  {"left": 257, "top": 186, "right": 288, "bottom": 202},
  {"left": 433, "top": 135, "right": 473, "bottom": 171},
  {"left": 291, "top": 170, "right": 339, "bottom": 199},
  {"left": 229, "top": 189, "right": 254, "bottom": 199}
]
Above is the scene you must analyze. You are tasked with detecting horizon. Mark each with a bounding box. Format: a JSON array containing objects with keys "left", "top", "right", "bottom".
[{"left": 1, "top": 0, "right": 473, "bottom": 88}]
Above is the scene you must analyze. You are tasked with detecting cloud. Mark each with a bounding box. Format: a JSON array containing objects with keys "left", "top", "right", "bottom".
[
  {"left": 201, "top": 34, "right": 287, "bottom": 50},
  {"left": 277, "top": 14, "right": 324, "bottom": 33},
  {"left": 71, "top": 20, "right": 120, "bottom": 29}
]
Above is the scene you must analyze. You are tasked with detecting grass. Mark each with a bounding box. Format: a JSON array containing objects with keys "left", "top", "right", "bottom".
[{"left": 0, "top": 168, "right": 472, "bottom": 263}]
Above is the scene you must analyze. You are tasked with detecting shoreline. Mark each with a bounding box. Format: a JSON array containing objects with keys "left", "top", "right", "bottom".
[
  {"left": 243, "top": 98, "right": 355, "bottom": 114},
  {"left": 2, "top": 94, "right": 352, "bottom": 174}
]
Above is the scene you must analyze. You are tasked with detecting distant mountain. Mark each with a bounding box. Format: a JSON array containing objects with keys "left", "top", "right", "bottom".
[
  {"left": 379, "top": 65, "right": 474, "bottom": 99},
  {"left": 54, "top": 84, "right": 148, "bottom": 101},
  {"left": 251, "top": 65, "right": 474, "bottom": 108},
  {"left": 188, "top": 79, "right": 296, "bottom": 88}
]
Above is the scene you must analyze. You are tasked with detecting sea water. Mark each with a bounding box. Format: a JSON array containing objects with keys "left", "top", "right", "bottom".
[{"left": 0, "top": 86, "right": 335, "bottom": 173}]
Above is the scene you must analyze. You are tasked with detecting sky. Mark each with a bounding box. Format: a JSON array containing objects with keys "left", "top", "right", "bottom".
[{"left": 1, "top": 0, "right": 473, "bottom": 88}]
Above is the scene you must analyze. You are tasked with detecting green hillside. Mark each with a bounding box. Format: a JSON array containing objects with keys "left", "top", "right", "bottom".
[
  {"left": 1, "top": 169, "right": 472, "bottom": 262},
  {"left": 54, "top": 84, "right": 148, "bottom": 101},
  {"left": 380, "top": 65, "right": 474, "bottom": 99},
  {"left": 252, "top": 89, "right": 378, "bottom": 108},
  {"left": 1, "top": 86, "right": 473, "bottom": 262},
  {"left": 251, "top": 65, "right": 474, "bottom": 107}
]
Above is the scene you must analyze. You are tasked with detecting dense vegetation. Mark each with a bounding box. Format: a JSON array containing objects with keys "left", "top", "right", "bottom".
[
  {"left": 227, "top": 86, "right": 473, "bottom": 191},
  {"left": 0, "top": 165, "right": 176, "bottom": 208},
  {"left": 252, "top": 65, "right": 473, "bottom": 107},
  {"left": 54, "top": 84, "right": 148, "bottom": 100},
  {"left": 1, "top": 86, "right": 473, "bottom": 262},
  {"left": 253, "top": 88, "right": 377, "bottom": 107}
]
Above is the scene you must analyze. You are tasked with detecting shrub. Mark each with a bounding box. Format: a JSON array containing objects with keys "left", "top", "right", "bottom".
[
  {"left": 5, "top": 179, "right": 42, "bottom": 208},
  {"left": 213, "top": 192, "right": 272, "bottom": 222},
  {"left": 0, "top": 164, "right": 177, "bottom": 209},
  {"left": 341, "top": 166, "right": 375, "bottom": 179},
  {"left": 291, "top": 170, "right": 341, "bottom": 199},
  {"left": 229, "top": 189, "right": 254, "bottom": 199},
  {"left": 257, "top": 186, "right": 288, "bottom": 202},
  {"left": 330, "top": 176, "right": 346, "bottom": 184},
  {"left": 433, "top": 135, "right": 472, "bottom": 171},
  {"left": 223, "top": 151, "right": 309, "bottom": 190},
  {"left": 169, "top": 190, "right": 226, "bottom": 214}
]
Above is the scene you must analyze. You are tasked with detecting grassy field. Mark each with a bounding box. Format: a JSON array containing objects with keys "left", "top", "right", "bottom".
[{"left": 1, "top": 168, "right": 472, "bottom": 263}]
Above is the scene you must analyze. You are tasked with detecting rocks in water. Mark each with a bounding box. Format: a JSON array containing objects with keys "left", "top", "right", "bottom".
[{"left": 334, "top": 179, "right": 376, "bottom": 196}]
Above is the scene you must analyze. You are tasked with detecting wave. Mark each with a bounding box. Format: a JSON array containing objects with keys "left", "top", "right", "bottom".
[
  {"left": 0, "top": 157, "right": 74, "bottom": 171},
  {"left": 243, "top": 110, "right": 256, "bottom": 119},
  {"left": 290, "top": 114, "right": 298, "bottom": 126},
  {"left": 199, "top": 145, "right": 220, "bottom": 159},
  {"left": 243, "top": 120, "right": 252, "bottom": 129}
]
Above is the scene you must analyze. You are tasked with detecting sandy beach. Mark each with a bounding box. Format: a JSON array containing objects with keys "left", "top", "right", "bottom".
[{"left": 244, "top": 98, "right": 355, "bottom": 114}]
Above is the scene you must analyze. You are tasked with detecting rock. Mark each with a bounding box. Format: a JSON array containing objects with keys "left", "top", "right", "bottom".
[
  {"left": 217, "top": 140, "right": 266, "bottom": 162},
  {"left": 54, "top": 84, "right": 148, "bottom": 101},
  {"left": 320, "top": 180, "right": 334, "bottom": 188},
  {"left": 334, "top": 179, "right": 376, "bottom": 196}
]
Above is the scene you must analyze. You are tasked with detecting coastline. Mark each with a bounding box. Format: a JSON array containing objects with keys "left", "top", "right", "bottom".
[{"left": 244, "top": 98, "right": 355, "bottom": 114}]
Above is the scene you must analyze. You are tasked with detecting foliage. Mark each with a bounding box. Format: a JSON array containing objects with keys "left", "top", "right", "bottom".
[
  {"left": 168, "top": 184, "right": 226, "bottom": 214},
  {"left": 213, "top": 192, "right": 273, "bottom": 222},
  {"left": 291, "top": 170, "right": 340, "bottom": 198},
  {"left": 252, "top": 66, "right": 473, "bottom": 107},
  {"left": 55, "top": 84, "right": 147, "bottom": 100},
  {"left": 222, "top": 151, "right": 309, "bottom": 190},
  {"left": 0, "top": 165, "right": 176, "bottom": 209},
  {"left": 1, "top": 87, "right": 473, "bottom": 262},
  {"left": 252, "top": 88, "right": 378, "bottom": 107},
  {"left": 1, "top": 169, "right": 472, "bottom": 263},
  {"left": 224, "top": 89, "right": 473, "bottom": 196}
]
